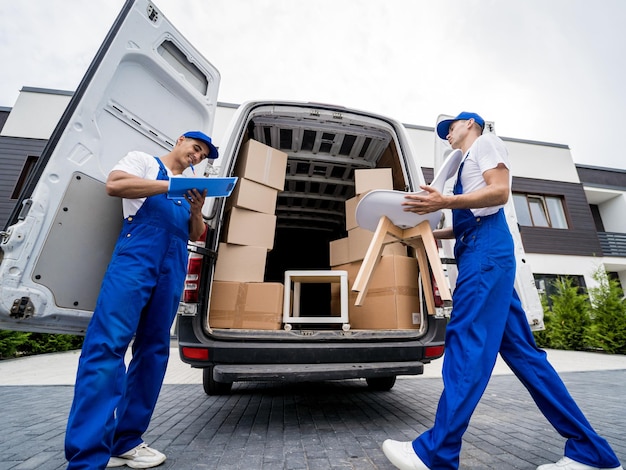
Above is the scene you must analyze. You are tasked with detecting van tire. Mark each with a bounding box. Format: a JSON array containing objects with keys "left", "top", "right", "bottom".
[
  {"left": 202, "top": 367, "right": 233, "bottom": 395},
  {"left": 365, "top": 376, "right": 396, "bottom": 391}
]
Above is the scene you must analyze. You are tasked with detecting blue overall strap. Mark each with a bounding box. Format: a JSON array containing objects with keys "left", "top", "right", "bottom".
[{"left": 451, "top": 155, "right": 473, "bottom": 238}]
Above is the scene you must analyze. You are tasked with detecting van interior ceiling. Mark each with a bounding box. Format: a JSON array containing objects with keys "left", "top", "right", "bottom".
[{"left": 238, "top": 109, "right": 405, "bottom": 319}]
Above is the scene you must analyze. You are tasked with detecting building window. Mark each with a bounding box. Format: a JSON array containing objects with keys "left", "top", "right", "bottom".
[
  {"left": 512, "top": 193, "right": 568, "bottom": 229},
  {"left": 11, "top": 155, "right": 39, "bottom": 199},
  {"left": 534, "top": 273, "right": 587, "bottom": 310}
]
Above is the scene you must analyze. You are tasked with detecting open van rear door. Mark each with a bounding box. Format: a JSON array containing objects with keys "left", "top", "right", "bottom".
[{"left": 0, "top": 0, "right": 220, "bottom": 334}]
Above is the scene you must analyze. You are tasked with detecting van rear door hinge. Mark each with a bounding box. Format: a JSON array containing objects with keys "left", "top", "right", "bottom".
[{"left": 10, "top": 297, "right": 34, "bottom": 319}]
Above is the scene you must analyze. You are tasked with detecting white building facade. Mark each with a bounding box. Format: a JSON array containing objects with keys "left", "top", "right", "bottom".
[{"left": 2, "top": 87, "right": 625, "bottom": 293}]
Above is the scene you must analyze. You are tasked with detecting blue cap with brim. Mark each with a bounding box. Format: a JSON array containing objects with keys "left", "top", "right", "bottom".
[
  {"left": 436, "top": 112, "right": 485, "bottom": 139},
  {"left": 183, "top": 130, "right": 219, "bottom": 159}
]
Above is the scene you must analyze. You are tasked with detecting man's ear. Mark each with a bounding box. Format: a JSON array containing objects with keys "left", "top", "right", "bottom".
[{"left": 175, "top": 136, "right": 185, "bottom": 147}]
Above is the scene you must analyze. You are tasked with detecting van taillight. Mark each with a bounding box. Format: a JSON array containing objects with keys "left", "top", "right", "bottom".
[
  {"left": 183, "top": 226, "right": 208, "bottom": 303},
  {"left": 183, "top": 257, "right": 202, "bottom": 303},
  {"left": 432, "top": 276, "right": 443, "bottom": 308}
]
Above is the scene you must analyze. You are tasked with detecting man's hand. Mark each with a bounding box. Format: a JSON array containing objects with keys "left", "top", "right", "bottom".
[
  {"left": 402, "top": 186, "right": 449, "bottom": 214},
  {"left": 185, "top": 188, "right": 207, "bottom": 214},
  {"left": 186, "top": 188, "right": 207, "bottom": 241}
]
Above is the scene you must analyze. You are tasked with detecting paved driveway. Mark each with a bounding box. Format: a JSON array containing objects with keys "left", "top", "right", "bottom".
[{"left": 1, "top": 349, "right": 624, "bottom": 469}]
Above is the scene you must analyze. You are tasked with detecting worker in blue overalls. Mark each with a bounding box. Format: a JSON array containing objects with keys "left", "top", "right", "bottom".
[
  {"left": 381, "top": 112, "right": 622, "bottom": 470},
  {"left": 65, "top": 131, "right": 218, "bottom": 470}
]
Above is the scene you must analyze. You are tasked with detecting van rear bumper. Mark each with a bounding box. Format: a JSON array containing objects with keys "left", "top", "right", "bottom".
[
  {"left": 213, "top": 362, "right": 424, "bottom": 382},
  {"left": 176, "top": 314, "right": 447, "bottom": 376}
]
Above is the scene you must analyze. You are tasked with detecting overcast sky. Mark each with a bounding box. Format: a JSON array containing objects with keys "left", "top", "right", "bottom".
[{"left": 1, "top": 0, "right": 625, "bottom": 169}]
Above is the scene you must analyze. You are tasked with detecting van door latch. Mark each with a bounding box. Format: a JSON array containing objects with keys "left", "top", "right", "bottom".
[
  {"left": 10, "top": 297, "right": 34, "bottom": 319},
  {"left": 188, "top": 245, "right": 217, "bottom": 259}
]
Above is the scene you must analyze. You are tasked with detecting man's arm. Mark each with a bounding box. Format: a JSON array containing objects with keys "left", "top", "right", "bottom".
[
  {"left": 402, "top": 164, "right": 510, "bottom": 214},
  {"left": 108, "top": 170, "right": 206, "bottom": 241},
  {"left": 432, "top": 227, "right": 455, "bottom": 239},
  {"left": 106, "top": 170, "right": 169, "bottom": 198}
]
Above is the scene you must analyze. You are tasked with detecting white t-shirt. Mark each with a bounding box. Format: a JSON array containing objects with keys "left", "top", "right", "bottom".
[
  {"left": 458, "top": 132, "right": 511, "bottom": 217},
  {"left": 110, "top": 150, "right": 173, "bottom": 218}
]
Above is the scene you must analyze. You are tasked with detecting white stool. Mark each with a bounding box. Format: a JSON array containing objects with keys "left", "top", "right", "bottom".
[{"left": 283, "top": 270, "right": 350, "bottom": 331}]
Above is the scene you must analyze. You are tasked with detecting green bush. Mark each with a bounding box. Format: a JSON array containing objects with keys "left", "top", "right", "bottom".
[
  {"left": 534, "top": 268, "right": 626, "bottom": 354},
  {"left": 0, "top": 329, "right": 31, "bottom": 359},
  {"left": 546, "top": 277, "right": 591, "bottom": 351},
  {"left": 22, "top": 332, "right": 84, "bottom": 355},
  {"left": 585, "top": 268, "right": 626, "bottom": 354},
  {"left": 0, "top": 330, "right": 83, "bottom": 359}
]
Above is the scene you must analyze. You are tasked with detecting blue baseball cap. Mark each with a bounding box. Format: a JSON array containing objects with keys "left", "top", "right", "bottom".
[
  {"left": 436, "top": 112, "right": 485, "bottom": 139},
  {"left": 183, "top": 130, "right": 219, "bottom": 159}
]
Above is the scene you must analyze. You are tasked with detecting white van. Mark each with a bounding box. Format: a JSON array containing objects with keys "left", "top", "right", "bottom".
[{"left": 0, "top": 0, "right": 450, "bottom": 394}]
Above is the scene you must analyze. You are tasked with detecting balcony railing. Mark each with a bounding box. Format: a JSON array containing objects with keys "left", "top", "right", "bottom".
[{"left": 598, "top": 232, "right": 626, "bottom": 257}]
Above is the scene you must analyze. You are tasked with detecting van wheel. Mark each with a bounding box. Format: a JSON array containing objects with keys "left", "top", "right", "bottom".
[
  {"left": 202, "top": 367, "right": 233, "bottom": 395},
  {"left": 366, "top": 376, "right": 396, "bottom": 391}
]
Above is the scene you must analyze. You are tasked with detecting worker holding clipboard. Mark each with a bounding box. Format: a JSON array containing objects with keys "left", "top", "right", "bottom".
[{"left": 65, "top": 131, "right": 229, "bottom": 469}]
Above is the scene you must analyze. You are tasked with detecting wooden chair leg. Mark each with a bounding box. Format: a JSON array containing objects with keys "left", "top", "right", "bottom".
[
  {"left": 352, "top": 216, "right": 395, "bottom": 306},
  {"left": 352, "top": 217, "right": 450, "bottom": 313},
  {"left": 414, "top": 241, "right": 436, "bottom": 315},
  {"left": 403, "top": 221, "right": 452, "bottom": 302}
]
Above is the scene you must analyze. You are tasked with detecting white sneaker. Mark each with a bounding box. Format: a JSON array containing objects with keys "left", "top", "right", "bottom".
[
  {"left": 381, "top": 439, "right": 430, "bottom": 470},
  {"left": 107, "top": 443, "right": 166, "bottom": 469},
  {"left": 537, "top": 456, "right": 623, "bottom": 470}
]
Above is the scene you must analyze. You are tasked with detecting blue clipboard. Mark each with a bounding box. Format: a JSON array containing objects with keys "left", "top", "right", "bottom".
[{"left": 167, "top": 176, "right": 238, "bottom": 199}]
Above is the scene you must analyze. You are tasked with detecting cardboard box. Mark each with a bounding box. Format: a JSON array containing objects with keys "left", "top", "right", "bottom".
[
  {"left": 344, "top": 193, "right": 368, "bottom": 231},
  {"left": 329, "top": 237, "right": 349, "bottom": 267},
  {"left": 235, "top": 139, "right": 288, "bottom": 190},
  {"left": 354, "top": 168, "right": 393, "bottom": 195},
  {"left": 223, "top": 207, "right": 277, "bottom": 250},
  {"left": 210, "top": 281, "right": 284, "bottom": 329},
  {"left": 332, "top": 255, "right": 421, "bottom": 329},
  {"left": 214, "top": 243, "right": 267, "bottom": 282},
  {"left": 226, "top": 178, "right": 278, "bottom": 215},
  {"left": 347, "top": 226, "right": 407, "bottom": 262}
]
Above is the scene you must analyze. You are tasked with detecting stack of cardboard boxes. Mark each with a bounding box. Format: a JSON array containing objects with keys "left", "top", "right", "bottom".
[
  {"left": 209, "top": 152, "right": 422, "bottom": 331},
  {"left": 209, "top": 140, "right": 288, "bottom": 329},
  {"left": 330, "top": 169, "right": 422, "bottom": 329}
]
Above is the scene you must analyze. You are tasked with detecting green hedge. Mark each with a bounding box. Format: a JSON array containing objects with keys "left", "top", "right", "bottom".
[
  {"left": 0, "top": 330, "right": 83, "bottom": 359},
  {"left": 534, "top": 268, "right": 626, "bottom": 354}
]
